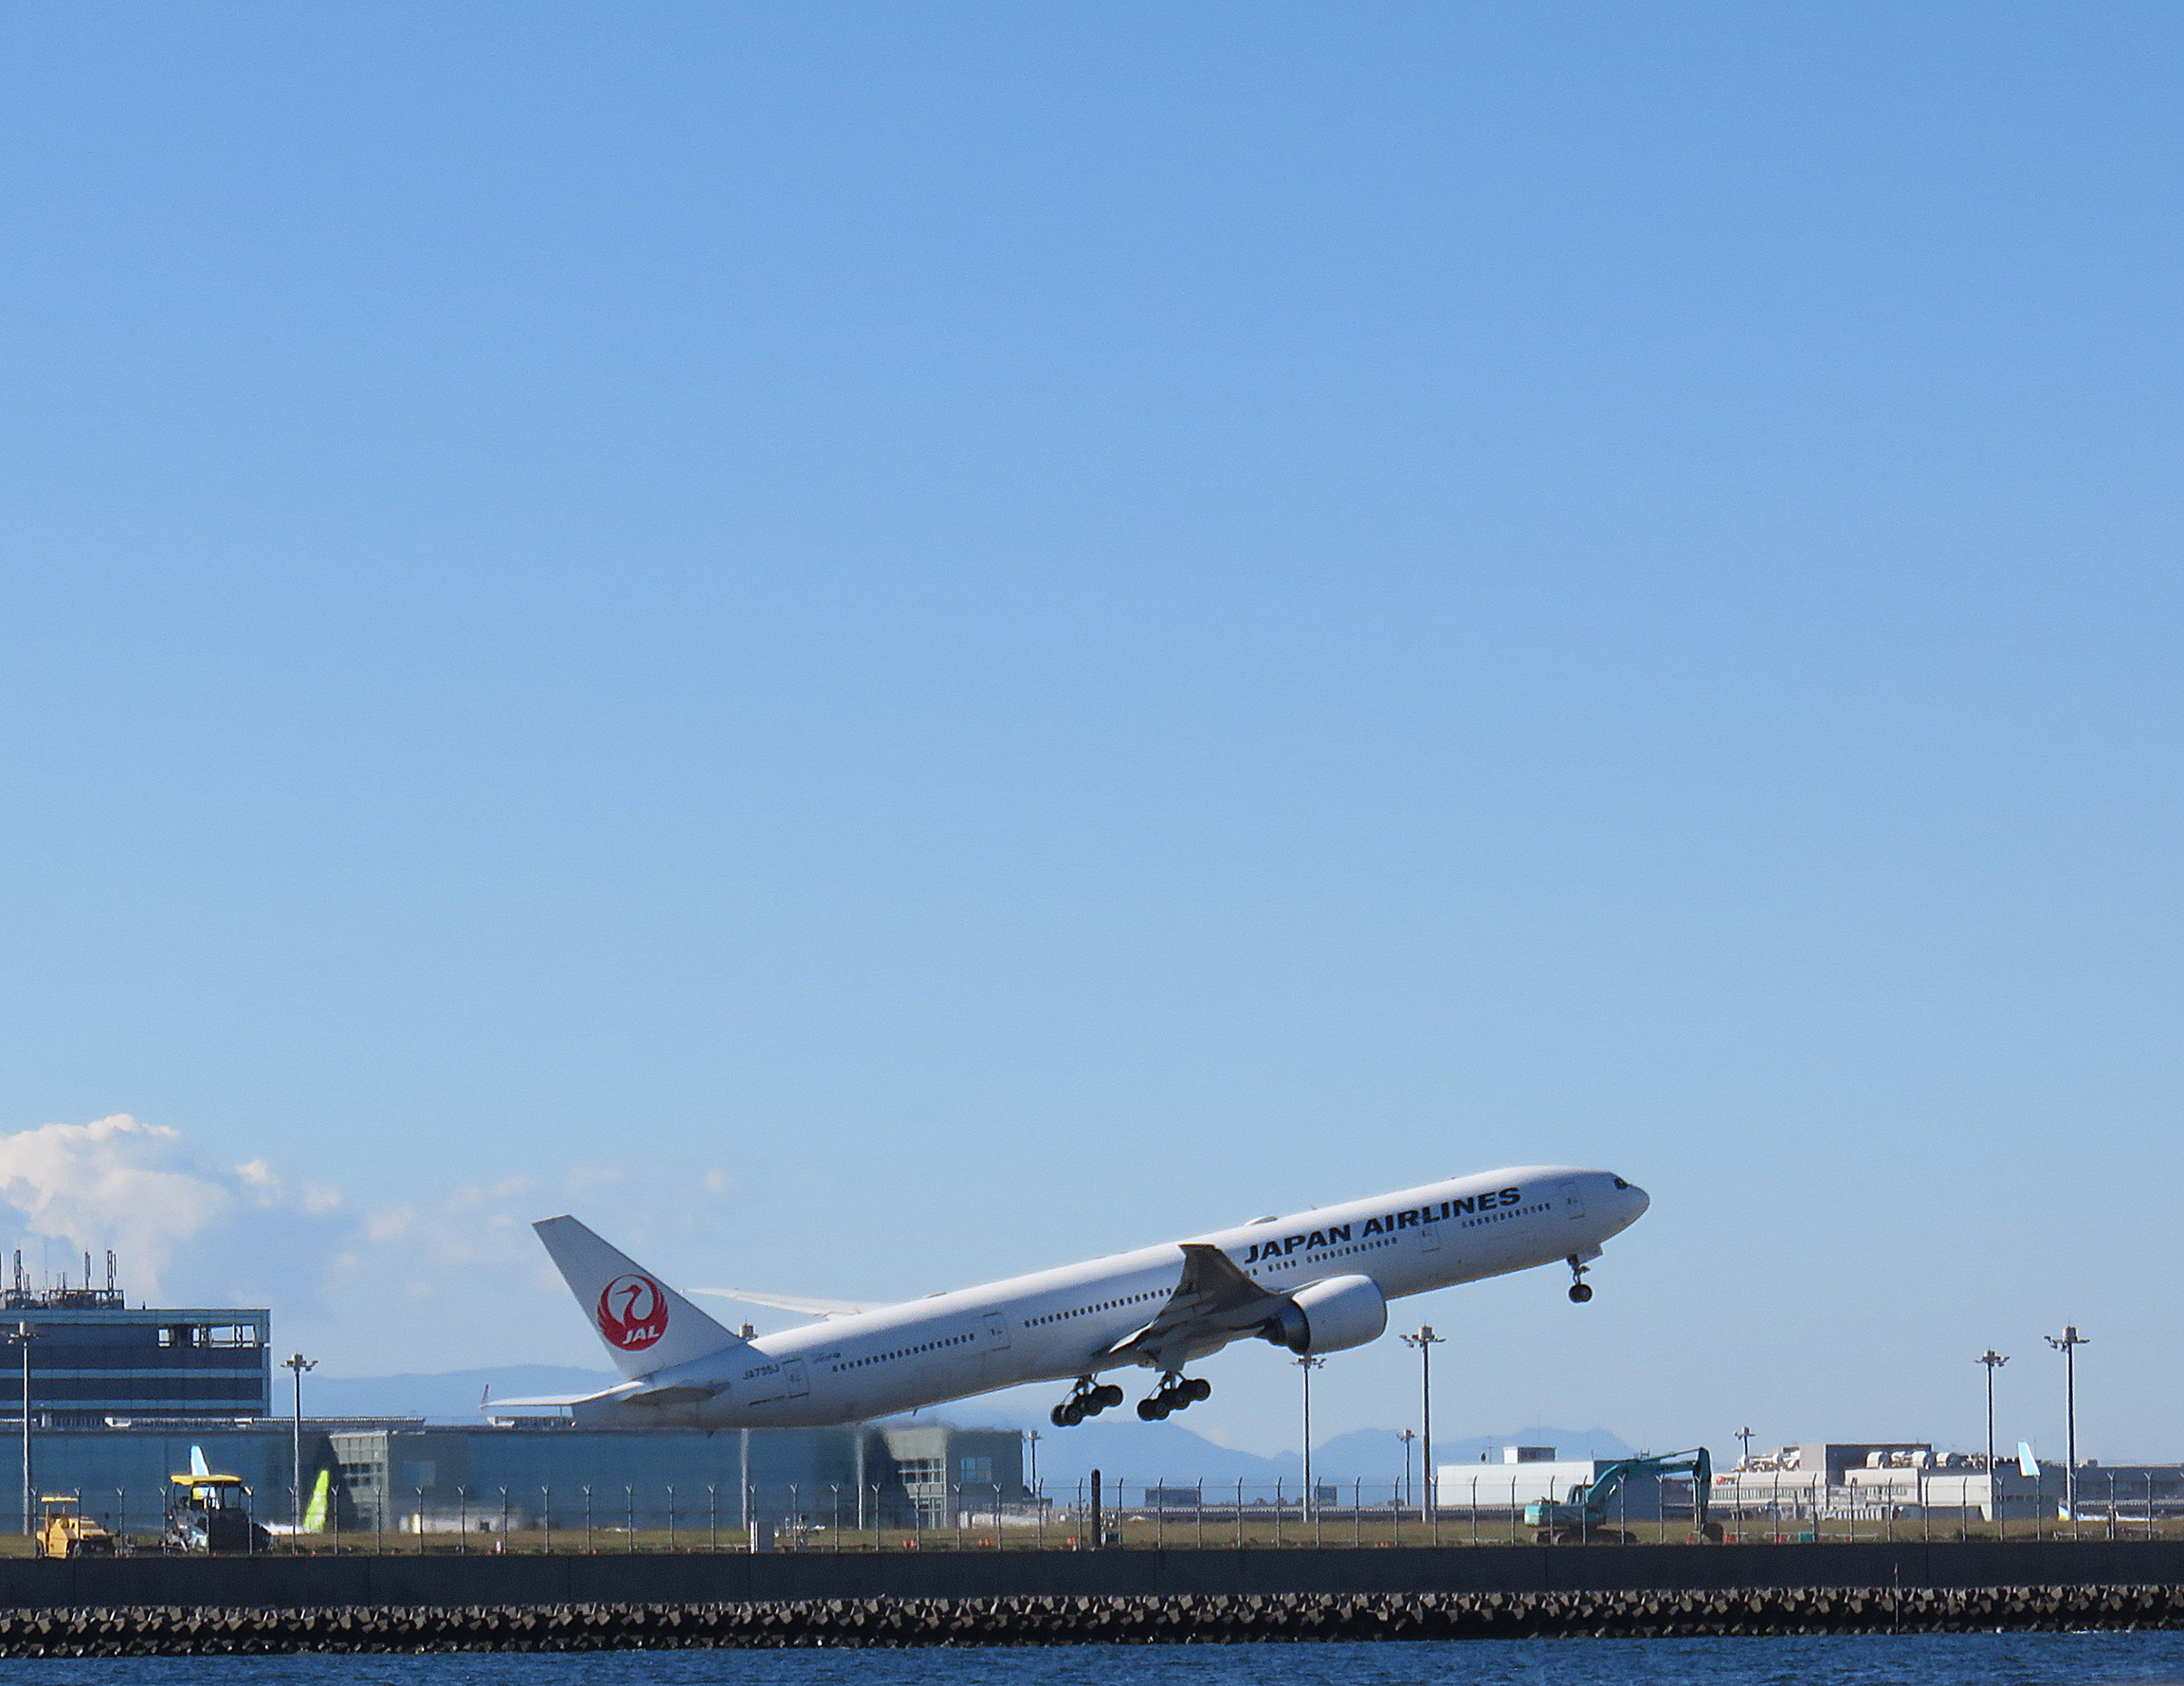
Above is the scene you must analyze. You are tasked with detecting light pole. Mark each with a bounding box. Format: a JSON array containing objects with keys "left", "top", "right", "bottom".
[
  {"left": 1398, "top": 1428, "right": 1417, "bottom": 1510},
  {"left": 282, "top": 1353, "right": 318, "bottom": 1532},
  {"left": 1400, "top": 1327, "right": 1446, "bottom": 1544},
  {"left": 8, "top": 1323, "right": 31, "bottom": 1543},
  {"left": 2046, "top": 1326, "right": 2088, "bottom": 1537},
  {"left": 1977, "top": 1351, "right": 2008, "bottom": 1537},
  {"left": 1734, "top": 1425, "right": 1756, "bottom": 1464},
  {"left": 1295, "top": 1356, "right": 1324, "bottom": 1522}
]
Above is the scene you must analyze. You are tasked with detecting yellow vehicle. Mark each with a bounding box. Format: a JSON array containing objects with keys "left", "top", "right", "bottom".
[
  {"left": 164, "top": 1472, "right": 270, "bottom": 1554},
  {"left": 36, "top": 1496, "right": 116, "bottom": 1558}
]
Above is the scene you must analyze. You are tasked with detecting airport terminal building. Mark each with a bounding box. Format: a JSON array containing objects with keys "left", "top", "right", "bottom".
[
  {"left": 330, "top": 1420, "right": 1024, "bottom": 1535},
  {"left": 0, "top": 1272, "right": 269, "bottom": 1425},
  {"left": 23, "top": 1416, "right": 1025, "bottom": 1541}
]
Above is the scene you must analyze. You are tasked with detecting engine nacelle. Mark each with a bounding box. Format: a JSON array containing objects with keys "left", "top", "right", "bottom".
[{"left": 1260, "top": 1274, "right": 1388, "bottom": 1356}]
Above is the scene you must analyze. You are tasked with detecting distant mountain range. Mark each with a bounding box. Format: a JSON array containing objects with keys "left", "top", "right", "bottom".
[
  {"left": 310, "top": 1367, "right": 617, "bottom": 1422},
  {"left": 948, "top": 1409, "right": 1635, "bottom": 1495},
  {"left": 310, "top": 1367, "right": 1629, "bottom": 1496}
]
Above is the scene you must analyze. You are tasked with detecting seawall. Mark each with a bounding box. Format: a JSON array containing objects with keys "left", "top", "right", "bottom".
[
  {"left": 4, "top": 1539, "right": 2184, "bottom": 1606},
  {"left": 0, "top": 1585, "right": 2183, "bottom": 1652}
]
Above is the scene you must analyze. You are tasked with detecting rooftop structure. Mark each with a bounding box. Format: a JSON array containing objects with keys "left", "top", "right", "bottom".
[{"left": 0, "top": 1253, "right": 269, "bottom": 1424}]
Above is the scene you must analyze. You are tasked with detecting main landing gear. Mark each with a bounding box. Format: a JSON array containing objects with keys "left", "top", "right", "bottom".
[
  {"left": 1566, "top": 1254, "right": 1593, "bottom": 1303},
  {"left": 1050, "top": 1379, "right": 1124, "bottom": 1427},
  {"left": 1136, "top": 1373, "right": 1211, "bottom": 1422}
]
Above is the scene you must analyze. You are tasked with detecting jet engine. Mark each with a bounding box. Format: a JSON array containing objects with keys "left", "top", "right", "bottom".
[{"left": 1260, "top": 1274, "right": 1388, "bottom": 1355}]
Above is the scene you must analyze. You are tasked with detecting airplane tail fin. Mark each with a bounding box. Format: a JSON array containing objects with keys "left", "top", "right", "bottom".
[
  {"left": 189, "top": 1446, "right": 210, "bottom": 1479},
  {"left": 533, "top": 1215, "right": 747, "bottom": 1380},
  {"left": 302, "top": 1468, "right": 331, "bottom": 1532}
]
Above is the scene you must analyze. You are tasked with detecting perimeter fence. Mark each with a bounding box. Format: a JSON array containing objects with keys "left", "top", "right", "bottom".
[{"left": 32, "top": 1469, "right": 2184, "bottom": 1554}]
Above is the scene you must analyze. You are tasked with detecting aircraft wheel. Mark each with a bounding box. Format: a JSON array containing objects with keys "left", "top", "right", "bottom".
[
  {"left": 1137, "top": 1397, "right": 1168, "bottom": 1422},
  {"left": 1096, "top": 1384, "right": 1124, "bottom": 1408},
  {"left": 1568, "top": 1282, "right": 1593, "bottom": 1303},
  {"left": 1183, "top": 1377, "right": 1212, "bottom": 1403},
  {"left": 1056, "top": 1401, "right": 1084, "bottom": 1427}
]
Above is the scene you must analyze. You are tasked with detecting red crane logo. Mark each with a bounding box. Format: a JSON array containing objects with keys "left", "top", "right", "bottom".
[{"left": 596, "top": 1273, "right": 668, "bottom": 1351}]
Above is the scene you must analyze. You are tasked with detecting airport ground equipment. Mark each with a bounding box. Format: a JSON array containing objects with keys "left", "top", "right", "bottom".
[
  {"left": 33, "top": 1496, "right": 115, "bottom": 1558},
  {"left": 164, "top": 1470, "right": 269, "bottom": 1554},
  {"left": 1524, "top": 1447, "right": 1718, "bottom": 1543}
]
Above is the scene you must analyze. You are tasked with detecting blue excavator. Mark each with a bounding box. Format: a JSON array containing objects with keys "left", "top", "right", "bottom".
[{"left": 1522, "top": 1448, "right": 1719, "bottom": 1544}]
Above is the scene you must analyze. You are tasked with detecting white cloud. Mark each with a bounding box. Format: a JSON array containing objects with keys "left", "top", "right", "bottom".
[
  {"left": 0, "top": 1115, "right": 292, "bottom": 1297},
  {"left": 0, "top": 1115, "right": 748, "bottom": 1373}
]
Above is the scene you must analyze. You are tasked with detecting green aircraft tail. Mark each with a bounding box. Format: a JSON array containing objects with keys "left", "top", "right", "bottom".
[{"left": 301, "top": 1468, "right": 331, "bottom": 1532}]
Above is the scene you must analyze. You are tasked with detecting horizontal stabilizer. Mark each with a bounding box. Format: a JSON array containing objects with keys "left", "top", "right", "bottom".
[
  {"left": 491, "top": 1380, "right": 716, "bottom": 1410},
  {"left": 488, "top": 1382, "right": 641, "bottom": 1410},
  {"left": 690, "top": 1286, "right": 886, "bottom": 1317},
  {"left": 623, "top": 1384, "right": 720, "bottom": 1406}
]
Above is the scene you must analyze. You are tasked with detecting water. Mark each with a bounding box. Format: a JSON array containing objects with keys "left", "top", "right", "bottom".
[{"left": 5, "top": 1638, "right": 2184, "bottom": 1686}]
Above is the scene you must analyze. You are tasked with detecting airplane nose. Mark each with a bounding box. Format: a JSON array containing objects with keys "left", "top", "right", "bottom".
[{"left": 1627, "top": 1183, "right": 1649, "bottom": 1215}]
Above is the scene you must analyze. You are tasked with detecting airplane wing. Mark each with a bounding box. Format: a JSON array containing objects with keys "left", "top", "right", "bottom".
[
  {"left": 1106, "top": 1243, "right": 1291, "bottom": 1371},
  {"left": 689, "top": 1286, "right": 887, "bottom": 1317}
]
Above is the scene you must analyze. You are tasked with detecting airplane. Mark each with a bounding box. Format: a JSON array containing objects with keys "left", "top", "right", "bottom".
[
  {"left": 261, "top": 1468, "right": 333, "bottom": 1537},
  {"left": 500, "top": 1165, "right": 1648, "bottom": 1430}
]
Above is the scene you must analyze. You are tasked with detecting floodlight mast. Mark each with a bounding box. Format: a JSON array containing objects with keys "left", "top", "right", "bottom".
[
  {"left": 1399, "top": 1327, "right": 1447, "bottom": 1544},
  {"left": 2045, "top": 1327, "right": 2088, "bottom": 1537},
  {"left": 282, "top": 1353, "right": 318, "bottom": 1532},
  {"left": 1295, "top": 1355, "right": 1325, "bottom": 1522},
  {"left": 1977, "top": 1351, "right": 2009, "bottom": 1537},
  {"left": 8, "top": 1323, "right": 31, "bottom": 1541}
]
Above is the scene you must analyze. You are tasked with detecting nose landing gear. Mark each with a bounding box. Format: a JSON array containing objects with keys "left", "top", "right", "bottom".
[
  {"left": 1049, "top": 1378, "right": 1125, "bottom": 1427},
  {"left": 1136, "top": 1373, "right": 1212, "bottom": 1421},
  {"left": 1566, "top": 1254, "right": 1593, "bottom": 1303}
]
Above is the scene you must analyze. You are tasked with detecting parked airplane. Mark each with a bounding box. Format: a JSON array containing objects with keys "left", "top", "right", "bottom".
[{"left": 503, "top": 1166, "right": 1647, "bottom": 1430}]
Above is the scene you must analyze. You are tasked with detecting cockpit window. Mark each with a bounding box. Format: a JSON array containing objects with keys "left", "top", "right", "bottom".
[{"left": 1611, "top": 1177, "right": 1629, "bottom": 1189}]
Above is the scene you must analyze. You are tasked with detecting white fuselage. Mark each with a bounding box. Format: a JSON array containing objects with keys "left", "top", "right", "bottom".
[{"left": 573, "top": 1164, "right": 1647, "bottom": 1429}]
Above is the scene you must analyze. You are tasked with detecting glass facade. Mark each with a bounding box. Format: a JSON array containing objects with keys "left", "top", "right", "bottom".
[{"left": 0, "top": 1295, "right": 271, "bottom": 1425}]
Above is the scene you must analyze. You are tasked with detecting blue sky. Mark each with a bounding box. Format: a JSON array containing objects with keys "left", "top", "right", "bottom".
[{"left": 0, "top": 5, "right": 2177, "bottom": 1460}]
